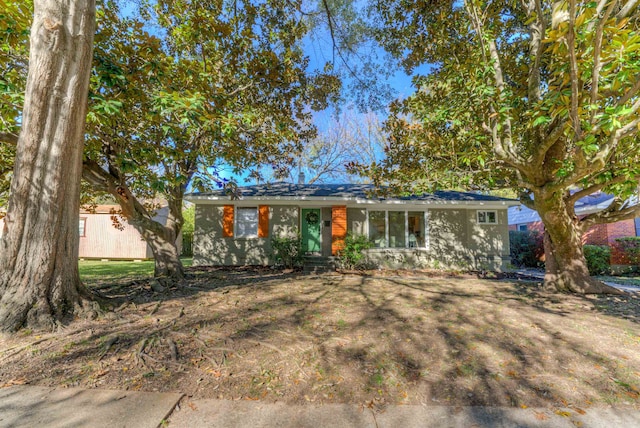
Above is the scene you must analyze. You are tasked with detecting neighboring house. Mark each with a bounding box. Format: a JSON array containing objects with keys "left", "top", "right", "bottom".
[
  {"left": 1, "top": 205, "right": 172, "bottom": 260},
  {"left": 185, "top": 183, "right": 518, "bottom": 270},
  {"left": 508, "top": 192, "right": 639, "bottom": 266},
  {"left": 78, "top": 204, "right": 160, "bottom": 259},
  {"left": 79, "top": 204, "right": 183, "bottom": 259}
]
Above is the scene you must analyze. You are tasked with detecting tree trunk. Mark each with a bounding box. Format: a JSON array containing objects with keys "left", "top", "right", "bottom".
[
  {"left": 535, "top": 190, "right": 622, "bottom": 294},
  {"left": 143, "top": 227, "right": 185, "bottom": 280},
  {"left": 0, "top": 0, "right": 97, "bottom": 332},
  {"left": 114, "top": 193, "right": 185, "bottom": 281}
]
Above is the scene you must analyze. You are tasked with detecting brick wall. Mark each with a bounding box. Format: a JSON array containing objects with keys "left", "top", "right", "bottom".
[
  {"left": 607, "top": 219, "right": 638, "bottom": 264},
  {"left": 583, "top": 223, "right": 609, "bottom": 246}
]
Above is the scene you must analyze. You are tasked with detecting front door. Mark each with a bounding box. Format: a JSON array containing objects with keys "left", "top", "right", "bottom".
[{"left": 301, "top": 208, "right": 321, "bottom": 253}]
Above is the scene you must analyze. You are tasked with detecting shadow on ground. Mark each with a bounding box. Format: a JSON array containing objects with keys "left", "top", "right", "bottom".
[{"left": 1, "top": 268, "right": 639, "bottom": 412}]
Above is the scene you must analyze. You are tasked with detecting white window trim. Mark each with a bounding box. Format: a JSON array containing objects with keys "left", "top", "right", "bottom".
[
  {"left": 79, "top": 217, "right": 87, "bottom": 237},
  {"left": 235, "top": 207, "right": 259, "bottom": 238},
  {"left": 366, "top": 209, "right": 430, "bottom": 250},
  {"left": 477, "top": 210, "right": 498, "bottom": 225}
]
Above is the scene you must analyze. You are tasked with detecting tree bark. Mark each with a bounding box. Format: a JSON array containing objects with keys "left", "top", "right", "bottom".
[
  {"left": 0, "top": 0, "right": 97, "bottom": 332},
  {"left": 142, "top": 224, "right": 184, "bottom": 280},
  {"left": 535, "top": 189, "right": 622, "bottom": 294}
]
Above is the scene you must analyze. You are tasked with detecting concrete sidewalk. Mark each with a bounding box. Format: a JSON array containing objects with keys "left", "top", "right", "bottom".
[
  {"left": 0, "top": 385, "right": 182, "bottom": 428},
  {"left": 2, "top": 385, "right": 640, "bottom": 428},
  {"left": 515, "top": 269, "right": 640, "bottom": 293}
]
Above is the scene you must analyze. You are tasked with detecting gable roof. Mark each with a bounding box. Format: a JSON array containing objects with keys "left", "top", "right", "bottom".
[
  {"left": 186, "top": 182, "right": 518, "bottom": 208},
  {"left": 508, "top": 192, "right": 639, "bottom": 225}
]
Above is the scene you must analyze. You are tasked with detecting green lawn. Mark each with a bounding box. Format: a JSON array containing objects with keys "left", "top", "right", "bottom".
[{"left": 79, "top": 258, "right": 192, "bottom": 286}]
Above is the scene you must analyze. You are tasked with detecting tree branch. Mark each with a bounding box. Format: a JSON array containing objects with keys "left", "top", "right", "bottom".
[
  {"left": 531, "top": 119, "right": 564, "bottom": 166},
  {"left": 0, "top": 132, "right": 19, "bottom": 146},
  {"left": 519, "top": 190, "right": 536, "bottom": 209},
  {"left": 617, "top": 74, "right": 640, "bottom": 107},
  {"left": 616, "top": 0, "right": 638, "bottom": 19},
  {"left": 590, "top": 0, "right": 617, "bottom": 124},
  {"left": 580, "top": 201, "right": 640, "bottom": 228},
  {"left": 567, "top": 0, "right": 582, "bottom": 140},
  {"left": 566, "top": 175, "right": 629, "bottom": 209},
  {"left": 526, "top": 0, "right": 545, "bottom": 104}
]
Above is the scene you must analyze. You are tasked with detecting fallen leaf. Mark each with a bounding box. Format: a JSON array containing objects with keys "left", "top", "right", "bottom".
[
  {"left": 572, "top": 407, "right": 586, "bottom": 415},
  {"left": 534, "top": 412, "right": 548, "bottom": 421},
  {"left": 188, "top": 402, "right": 198, "bottom": 411},
  {"left": 555, "top": 410, "right": 572, "bottom": 417},
  {"left": 1, "top": 378, "right": 27, "bottom": 387}
]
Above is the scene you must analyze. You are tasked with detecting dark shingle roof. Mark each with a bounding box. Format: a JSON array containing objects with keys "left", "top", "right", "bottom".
[{"left": 188, "top": 182, "right": 516, "bottom": 203}]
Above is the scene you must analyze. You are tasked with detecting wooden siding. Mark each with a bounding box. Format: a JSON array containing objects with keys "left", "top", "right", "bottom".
[
  {"left": 331, "top": 205, "right": 347, "bottom": 255},
  {"left": 78, "top": 213, "right": 149, "bottom": 259}
]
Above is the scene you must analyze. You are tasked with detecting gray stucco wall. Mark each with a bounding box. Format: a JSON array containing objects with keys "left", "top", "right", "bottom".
[
  {"left": 193, "top": 204, "right": 299, "bottom": 266},
  {"left": 193, "top": 204, "right": 510, "bottom": 270}
]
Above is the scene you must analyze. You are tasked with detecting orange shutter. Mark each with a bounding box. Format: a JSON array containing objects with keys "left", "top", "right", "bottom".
[
  {"left": 258, "top": 205, "right": 269, "bottom": 238},
  {"left": 223, "top": 205, "right": 234, "bottom": 237},
  {"left": 331, "top": 206, "right": 347, "bottom": 255}
]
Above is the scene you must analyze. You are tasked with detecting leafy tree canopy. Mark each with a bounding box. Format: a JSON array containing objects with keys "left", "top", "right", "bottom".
[{"left": 363, "top": 0, "right": 640, "bottom": 293}]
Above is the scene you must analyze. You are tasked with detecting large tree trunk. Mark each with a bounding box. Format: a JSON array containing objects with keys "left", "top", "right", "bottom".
[
  {"left": 0, "top": 0, "right": 97, "bottom": 332},
  {"left": 535, "top": 190, "right": 622, "bottom": 294}
]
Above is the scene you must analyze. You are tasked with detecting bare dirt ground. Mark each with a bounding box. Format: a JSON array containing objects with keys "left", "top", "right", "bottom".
[{"left": 1, "top": 267, "right": 639, "bottom": 414}]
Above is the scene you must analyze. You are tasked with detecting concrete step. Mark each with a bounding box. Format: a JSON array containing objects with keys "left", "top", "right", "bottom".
[{"left": 302, "top": 256, "right": 337, "bottom": 274}]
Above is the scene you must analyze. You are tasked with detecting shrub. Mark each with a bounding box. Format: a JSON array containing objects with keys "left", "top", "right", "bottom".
[
  {"left": 338, "top": 234, "right": 374, "bottom": 270},
  {"left": 509, "top": 230, "right": 544, "bottom": 268},
  {"left": 614, "top": 237, "right": 640, "bottom": 266},
  {"left": 271, "top": 234, "right": 304, "bottom": 269},
  {"left": 583, "top": 245, "right": 611, "bottom": 275}
]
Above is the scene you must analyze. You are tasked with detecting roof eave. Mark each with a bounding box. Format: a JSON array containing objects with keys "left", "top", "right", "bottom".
[{"left": 184, "top": 194, "right": 519, "bottom": 208}]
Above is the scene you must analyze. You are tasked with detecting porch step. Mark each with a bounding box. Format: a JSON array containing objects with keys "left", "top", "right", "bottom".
[{"left": 303, "top": 256, "right": 337, "bottom": 274}]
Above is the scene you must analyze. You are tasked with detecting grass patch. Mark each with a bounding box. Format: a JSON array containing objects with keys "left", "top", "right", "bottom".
[{"left": 79, "top": 258, "right": 192, "bottom": 285}]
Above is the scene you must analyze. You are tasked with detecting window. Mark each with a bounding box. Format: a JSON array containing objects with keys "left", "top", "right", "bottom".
[
  {"left": 368, "top": 209, "right": 429, "bottom": 249},
  {"left": 388, "top": 211, "right": 406, "bottom": 248},
  {"left": 408, "top": 211, "right": 427, "bottom": 248},
  {"left": 518, "top": 224, "right": 528, "bottom": 232},
  {"left": 79, "top": 218, "right": 87, "bottom": 237},
  {"left": 236, "top": 207, "right": 258, "bottom": 237},
  {"left": 477, "top": 210, "right": 497, "bottom": 224},
  {"left": 369, "top": 211, "right": 386, "bottom": 247}
]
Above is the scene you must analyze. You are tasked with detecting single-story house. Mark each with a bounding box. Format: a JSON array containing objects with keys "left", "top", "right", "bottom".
[
  {"left": 185, "top": 183, "right": 518, "bottom": 270},
  {"left": 508, "top": 192, "right": 639, "bottom": 265},
  {"left": 1, "top": 204, "right": 174, "bottom": 260}
]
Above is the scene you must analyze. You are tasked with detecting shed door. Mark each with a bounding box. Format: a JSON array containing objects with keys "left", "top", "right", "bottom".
[{"left": 301, "top": 208, "right": 321, "bottom": 253}]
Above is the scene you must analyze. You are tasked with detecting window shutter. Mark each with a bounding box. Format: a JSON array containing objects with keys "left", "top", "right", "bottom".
[
  {"left": 258, "top": 205, "right": 269, "bottom": 238},
  {"left": 332, "top": 206, "right": 347, "bottom": 255},
  {"left": 223, "top": 205, "right": 234, "bottom": 237}
]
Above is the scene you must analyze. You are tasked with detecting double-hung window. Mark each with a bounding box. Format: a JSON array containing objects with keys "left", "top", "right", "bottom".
[{"left": 236, "top": 207, "right": 259, "bottom": 237}]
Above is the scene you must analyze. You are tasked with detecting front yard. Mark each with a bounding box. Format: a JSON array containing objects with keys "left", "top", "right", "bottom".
[{"left": 1, "top": 267, "right": 639, "bottom": 415}]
